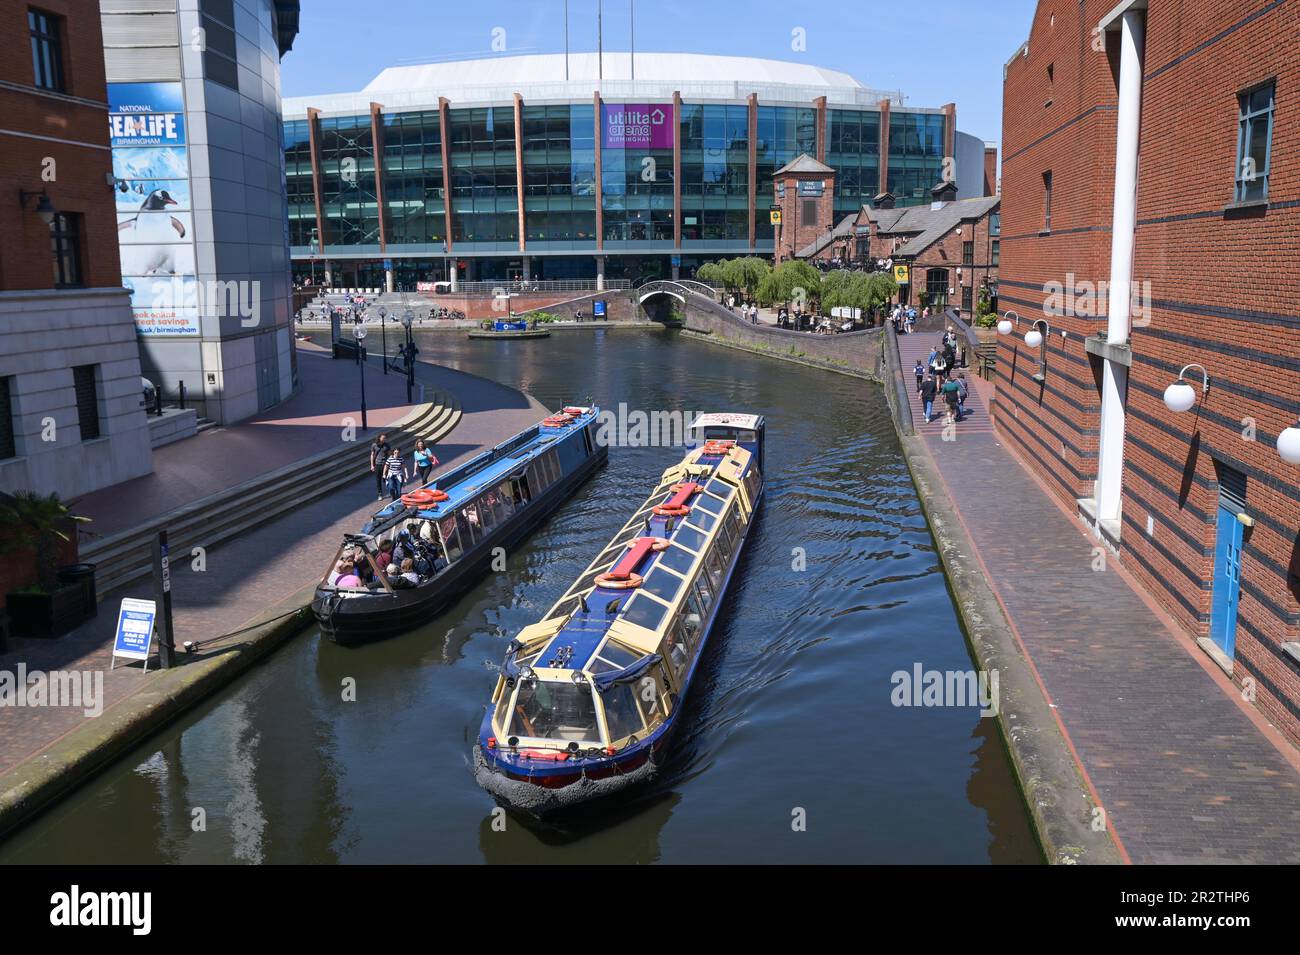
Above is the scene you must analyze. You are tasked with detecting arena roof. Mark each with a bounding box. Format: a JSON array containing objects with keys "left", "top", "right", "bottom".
[{"left": 284, "top": 52, "right": 913, "bottom": 117}]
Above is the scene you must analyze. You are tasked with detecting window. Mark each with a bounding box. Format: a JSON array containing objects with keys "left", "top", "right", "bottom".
[
  {"left": 0, "top": 378, "right": 15, "bottom": 460},
  {"left": 437, "top": 514, "right": 462, "bottom": 562},
  {"left": 704, "top": 548, "right": 726, "bottom": 592},
  {"left": 962, "top": 240, "right": 974, "bottom": 265},
  {"left": 962, "top": 285, "right": 973, "bottom": 313},
  {"left": 477, "top": 494, "right": 498, "bottom": 533},
  {"left": 509, "top": 681, "right": 600, "bottom": 743},
  {"left": 622, "top": 593, "right": 668, "bottom": 631},
  {"left": 656, "top": 544, "right": 697, "bottom": 577},
  {"left": 457, "top": 503, "right": 480, "bottom": 545},
  {"left": 600, "top": 683, "right": 646, "bottom": 743},
  {"left": 673, "top": 525, "right": 707, "bottom": 553},
  {"left": 73, "top": 365, "right": 99, "bottom": 441},
  {"left": 693, "top": 572, "right": 714, "bottom": 612},
  {"left": 801, "top": 198, "right": 818, "bottom": 228},
  {"left": 1235, "top": 82, "right": 1274, "bottom": 203},
  {"left": 666, "top": 620, "right": 690, "bottom": 681},
  {"left": 1042, "top": 171, "right": 1052, "bottom": 231},
  {"left": 29, "top": 9, "right": 64, "bottom": 92},
  {"left": 50, "top": 213, "right": 82, "bottom": 287},
  {"left": 991, "top": 239, "right": 1000, "bottom": 267}
]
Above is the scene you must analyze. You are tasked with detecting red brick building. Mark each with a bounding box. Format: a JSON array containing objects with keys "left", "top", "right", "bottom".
[
  {"left": 0, "top": 0, "right": 153, "bottom": 501},
  {"left": 796, "top": 185, "right": 1001, "bottom": 316},
  {"left": 997, "top": 0, "right": 1300, "bottom": 743},
  {"left": 772, "top": 154, "right": 838, "bottom": 267}
]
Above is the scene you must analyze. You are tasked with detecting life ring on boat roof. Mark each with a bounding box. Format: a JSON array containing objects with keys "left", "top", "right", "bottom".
[
  {"left": 562, "top": 406, "right": 588, "bottom": 416},
  {"left": 700, "top": 439, "right": 735, "bottom": 456},
  {"left": 595, "top": 536, "right": 669, "bottom": 588},
  {"left": 543, "top": 413, "right": 575, "bottom": 427},
  {"left": 652, "top": 481, "right": 700, "bottom": 517},
  {"left": 401, "top": 488, "right": 449, "bottom": 507}
]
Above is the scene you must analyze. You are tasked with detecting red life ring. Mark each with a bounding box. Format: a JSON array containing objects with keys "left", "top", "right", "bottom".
[
  {"left": 595, "top": 571, "right": 643, "bottom": 589},
  {"left": 401, "top": 488, "right": 449, "bottom": 507},
  {"left": 701, "top": 440, "right": 735, "bottom": 456},
  {"left": 562, "top": 406, "right": 587, "bottom": 416},
  {"left": 543, "top": 413, "right": 574, "bottom": 427}
]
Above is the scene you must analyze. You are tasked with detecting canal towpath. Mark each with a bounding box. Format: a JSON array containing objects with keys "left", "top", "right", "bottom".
[{"left": 893, "top": 322, "right": 1300, "bottom": 864}]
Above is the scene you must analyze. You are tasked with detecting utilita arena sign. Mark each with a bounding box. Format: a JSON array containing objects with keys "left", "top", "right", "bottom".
[{"left": 603, "top": 104, "right": 673, "bottom": 150}]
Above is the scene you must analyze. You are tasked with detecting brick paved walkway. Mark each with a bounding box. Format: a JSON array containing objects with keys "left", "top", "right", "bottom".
[
  {"left": 896, "top": 329, "right": 1300, "bottom": 863},
  {"left": 0, "top": 358, "right": 546, "bottom": 778},
  {"left": 76, "top": 347, "right": 421, "bottom": 537}
]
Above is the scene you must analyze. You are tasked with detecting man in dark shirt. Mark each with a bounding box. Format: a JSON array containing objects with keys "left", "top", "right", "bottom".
[
  {"left": 369, "top": 433, "right": 389, "bottom": 500},
  {"left": 920, "top": 375, "right": 938, "bottom": 423}
]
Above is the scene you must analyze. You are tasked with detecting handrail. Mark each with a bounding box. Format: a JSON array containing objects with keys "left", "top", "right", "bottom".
[{"left": 883, "top": 323, "right": 916, "bottom": 437}]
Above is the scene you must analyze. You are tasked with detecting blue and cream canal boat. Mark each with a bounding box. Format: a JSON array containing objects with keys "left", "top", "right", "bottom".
[
  {"left": 474, "top": 413, "right": 766, "bottom": 813},
  {"left": 311, "top": 406, "right": 606, "bottom": 645}
]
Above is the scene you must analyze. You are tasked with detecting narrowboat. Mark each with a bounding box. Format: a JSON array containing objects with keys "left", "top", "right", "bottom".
[
  {"left": 311, "top": 406, "right": 607, "bottom": 645},
  {"left": 474, "top": 412, "right": 766, "bottom": 814}
]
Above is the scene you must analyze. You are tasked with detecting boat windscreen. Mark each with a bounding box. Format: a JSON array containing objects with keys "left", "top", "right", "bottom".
[
  {"left": 698, "top": 426, "right": 756, "bottom": 443},
  {"left": 508, "top": 681, "right": 601, "bottom": 744}
]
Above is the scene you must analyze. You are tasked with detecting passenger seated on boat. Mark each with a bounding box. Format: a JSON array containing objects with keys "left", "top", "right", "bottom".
[
  {"left": 335, "top": 562, "right": 362, "bottom": 589},
  {"left": 393, "top": 532, "right": 415, "bottom": 564},
  {"left": 385, "top": 562, "right": 414, "bottom": 589},
  {"left": 400, "top": 558, "right": 421, "bottom": 586},
  {"left": 327, "top": 560, "right": 348, "bottom": 586},
  {"left": 665, "top": 631, "right": 688, "bottom": 671}
]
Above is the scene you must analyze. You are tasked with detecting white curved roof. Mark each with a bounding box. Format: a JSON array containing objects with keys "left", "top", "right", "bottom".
[
  {"left": 365, "top": 52, "right": 863, "bottom": 94},
  {"left": 285, "top": 52, "right": 908, "bottom": 117}
]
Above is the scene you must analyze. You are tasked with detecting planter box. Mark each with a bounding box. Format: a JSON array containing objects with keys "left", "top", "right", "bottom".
[{"left": 5, "top": 583, "right": 92, "bottom": 638}]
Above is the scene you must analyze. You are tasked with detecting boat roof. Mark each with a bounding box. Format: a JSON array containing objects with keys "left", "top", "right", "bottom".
[
  {"left": 689, "top": 412, "right": 763, "bottom": 431},
  {"left": 365, "top": 405, "right": 598, "bottom": 533},
  {"left": 514, "top": 440, "right": 760, "bottom": 675}
]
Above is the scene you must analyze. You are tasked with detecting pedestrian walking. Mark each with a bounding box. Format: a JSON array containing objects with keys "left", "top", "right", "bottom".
[
  {"left": 369, "top": 432, "right": 389, "bottom": 500},
  {"left": 920, "top": 375, "right": 938, "bottom": 424},
  {"left": 914, "top": 360, "right": 925, "bottom": 392},
  {"left": 956, "top": 373, "right": 969, "bottom": 420},
  {"left": 941, "top": 377, "right": 961, "bottom": 425},
  {"left": 383, "top": 446, "right": 408, "bottom": 501},
  {"left": 413, "top": 438, "right": 439, "bottom": 486}
]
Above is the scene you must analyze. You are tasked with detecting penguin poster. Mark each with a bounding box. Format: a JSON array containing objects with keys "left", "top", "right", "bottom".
[{"left": 108, "top": 82, "right": 200, "bottom": 337}]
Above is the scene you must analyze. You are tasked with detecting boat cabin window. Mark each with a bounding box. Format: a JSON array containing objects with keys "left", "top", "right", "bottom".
[
  {"left": 704, "top": 547, "right": 726, "bottom": 591},
  {"left": 665, "top": 620, "right": 691, "bottom": 680},
  {"left": 621, "top": 592, "right": 668, "bottom": 631},
  {"left": 685, "top": 509, "right": 716, "bottom": 532},
  {"left": 673, "top": 525, "right": 707, "bottom": 553},
  {"left": 720, "top": 507, "right": 741, "bottom": 551},
  {"left": 698, "top": 425, "right": 756, "bottom": 444},
  {"left": 600, "top": 682, "right": 646, "bottom": 743},
  {"left": 457, "top": 503, "right": 480, "bottom": 546},
  {"left": 477, "top": 494, "right": 500, "bottom": 534},
  {"left": 692, "top": 570, "right": 714, "bottom": 611},
  {"left": 542, "top": 449, "right": 561, "bottom": 485},
  {"left": 509, "top": 680, "right": 601, "bottom": 744},
  {"left": 640, "top": 564, "right": 685, "bottom": 604},
  {"left": 511, "top": 473, "right": 532, "bottom": 505},
  {"left": 655, "top": 543, "right": 698, "bottom": 577},
  {"left": 741, "top": 467, "right": 761, "bottom": 507},
  {"left": 438, "top": 515, "right": 463, "bottom": 562},
  {"left": 693, "top": 493, "right": 725, "bottom": 517},
  {"left": 684, "top": 588, "right": 705, "bottom": 632},
  {"left": 582, "top": 424, "right": 595, "bottom": 456},
  {"left": 705, "top": 477, "right": 734, "bottom": 498}
]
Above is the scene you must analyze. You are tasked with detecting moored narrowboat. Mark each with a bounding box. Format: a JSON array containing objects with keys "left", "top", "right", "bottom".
[
  {"left": 474, "top": 412, "right": 766, "bottom": 814},
  {"left": 311, "top": 406, "right": 607, "bottom": 645}
]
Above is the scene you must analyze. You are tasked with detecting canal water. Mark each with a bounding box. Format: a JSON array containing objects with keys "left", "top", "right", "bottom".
[{"left": 0, "top": 329, "right": 1040, "bottom": 864}]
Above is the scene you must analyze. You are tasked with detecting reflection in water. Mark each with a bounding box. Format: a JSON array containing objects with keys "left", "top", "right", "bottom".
[{"left": 0, "top": 330, "right": 1040, "bottom": 864}]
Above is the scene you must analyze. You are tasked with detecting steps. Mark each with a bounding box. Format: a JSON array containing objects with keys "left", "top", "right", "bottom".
[{"left": 81, "top": 393, "right": 462, "bottom": 598}]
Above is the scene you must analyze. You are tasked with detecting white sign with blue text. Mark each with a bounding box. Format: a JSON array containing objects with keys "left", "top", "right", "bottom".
[{"left": 111, "top": 597, "right": 157, "bottom": 671}]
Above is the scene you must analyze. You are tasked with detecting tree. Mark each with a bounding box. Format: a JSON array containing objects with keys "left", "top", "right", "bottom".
[
  {"left": 759, "top": 260, "right": 821, "bottom": 310},
  {"left": 0, "top": 492, "right": 90, "bottom": 592}
]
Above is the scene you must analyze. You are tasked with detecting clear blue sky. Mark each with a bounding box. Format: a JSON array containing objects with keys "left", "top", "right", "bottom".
[{"left": 281, "top": 0, "right": 1039, "bottom": 151}]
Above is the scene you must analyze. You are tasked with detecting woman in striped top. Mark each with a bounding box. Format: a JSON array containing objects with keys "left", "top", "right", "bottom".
[{"left": 383, "top": 447, "right": 408, "bottom": 501}]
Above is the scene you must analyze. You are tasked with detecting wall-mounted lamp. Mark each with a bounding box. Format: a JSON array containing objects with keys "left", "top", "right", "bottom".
[
  {"left": 1278, "top": 419, "right": 1300, "bottom": 464},
  {"left": 1024, "top": 318, "right": 1050, "bottom": 349},
  {"left": 996, "top": 309, "right": 1019, "bottom": 336},
  {"left": 1162, "top": 363, "right": 1209, "bottom": 414},
  {"left": 19, "top": 188, "right": 56, "bottom": 226}
]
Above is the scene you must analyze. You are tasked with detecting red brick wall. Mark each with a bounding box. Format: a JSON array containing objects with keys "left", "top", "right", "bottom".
[
  {"left": 0, "top": 0, "right": 119, "bottom": 292},
  {"left": 774, "top": 172, "right": 837, "bottom": 265},
  {"left": 983, "top": 147, "right": 998, "bottom": 197},
  {"left": 1000, "top": 0, "right": 1300, "bottom": 743}
]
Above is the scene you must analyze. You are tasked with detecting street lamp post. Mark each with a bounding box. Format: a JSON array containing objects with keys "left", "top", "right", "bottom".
[
  {"left": 378, "top": 305, "right": 388, "bottom": 374},
  {"left": 352, "top": 319, "right": 368, "bottom": 431},
  {"left": 401, "top": 310, "right": 415, "bottom": 404}
]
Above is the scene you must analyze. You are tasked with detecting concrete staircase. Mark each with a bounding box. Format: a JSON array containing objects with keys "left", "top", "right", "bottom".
[{"left": 81, "top": 392, "right": 462, "bottom": 598}]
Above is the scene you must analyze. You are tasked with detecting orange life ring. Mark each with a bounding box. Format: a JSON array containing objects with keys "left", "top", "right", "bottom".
[
  {"left": 651, "top": 504, "right": 691, "bottom": 517},
  {"left": 701, "top": 440, "right": 735, "bottom": 456},
  {"left": 401, "top": 488, "right": 449, "bottom": 507},
  {"left": 562, "top": 406, "right": 587, "bottom": 416},
  {"left": 543, "top": 413, "right": 574, "bottom": 427},
  {"left": 595, "top": 571, "right": 644, "bottom": 589}
]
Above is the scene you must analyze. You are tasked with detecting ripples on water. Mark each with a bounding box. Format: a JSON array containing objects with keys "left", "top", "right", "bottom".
[{"left": 0, "top": 330, "right": 1039, "bottom": 864}]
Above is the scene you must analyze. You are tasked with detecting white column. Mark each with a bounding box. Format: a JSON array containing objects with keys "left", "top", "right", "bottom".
[
  {"left": 449, "top": 262, "right": 459, "bottom": 293},
  {"left": 385, "top": 268, "right": 394, "bottom": 293},
  {"left": 595, "top": 256, "right": 606, "bottom": 291},
  {"left": 1095, "top": 9, "right": 1144, "bottom": 524}
]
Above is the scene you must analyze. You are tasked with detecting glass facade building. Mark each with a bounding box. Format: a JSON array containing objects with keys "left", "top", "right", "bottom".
[{"left": 283, "top": 54, "right": 975, "bottom": 285}]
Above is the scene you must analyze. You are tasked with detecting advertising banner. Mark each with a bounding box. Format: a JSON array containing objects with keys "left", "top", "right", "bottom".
[
  {"left": 109, "top": 82, "right": 199, "bottom": 337},
  {"left": 111, "top": 597, "right": 156, "bottom": 671},
  {"left": 602, "top": 104, "right": 673, "bottom": 150}
]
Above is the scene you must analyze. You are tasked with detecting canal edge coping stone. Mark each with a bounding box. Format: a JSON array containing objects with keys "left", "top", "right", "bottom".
[{"left": 898, "top": 432, "right": 1124, "bottom": 865}]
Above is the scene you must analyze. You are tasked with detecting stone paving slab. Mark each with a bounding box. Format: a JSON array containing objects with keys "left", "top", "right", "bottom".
[
  {"left": 0, "top": 359, "right": 546, "bottom": 785},
  {"left": 895, "top": 330, "right": 1300, "bottom": 864}
]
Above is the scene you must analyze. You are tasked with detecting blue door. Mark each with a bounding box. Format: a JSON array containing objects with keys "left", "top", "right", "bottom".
[{"left": 1208, "top": 503, "right": 1243, "bottom": 658}]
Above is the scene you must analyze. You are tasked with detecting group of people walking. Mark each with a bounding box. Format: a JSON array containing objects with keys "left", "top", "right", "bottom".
[
  {"left": 369, "top": 432, "right": 440, "bottom": 502},
  {"left": 914, "top": 327, "right": 970, "bottom": 425}
]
